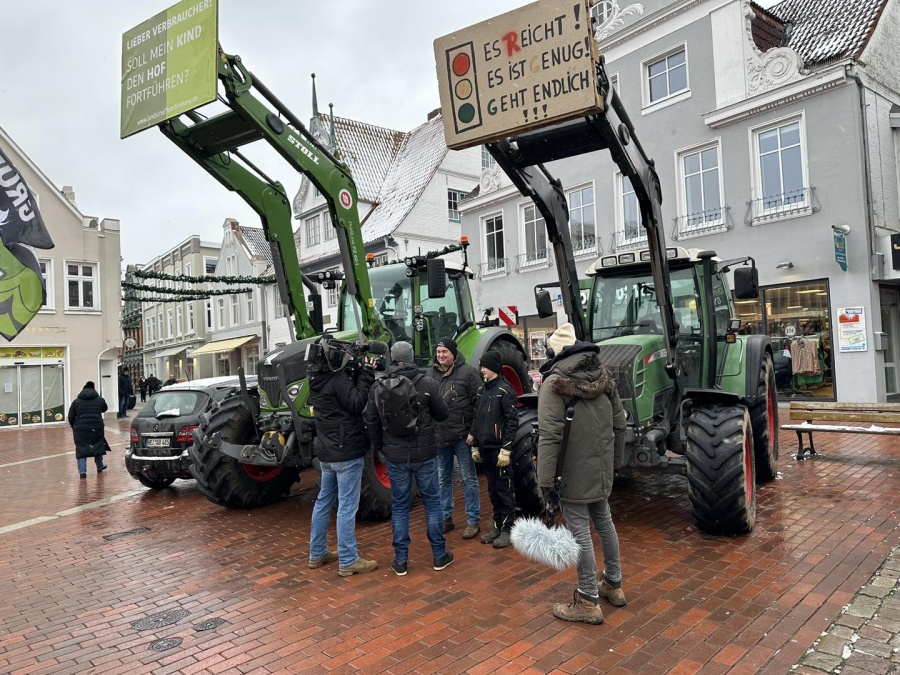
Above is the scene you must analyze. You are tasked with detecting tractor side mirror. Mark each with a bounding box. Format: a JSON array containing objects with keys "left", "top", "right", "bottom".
[
  {"left": 426, "top": 258, "right": 447, "bottom": 298},
  {"left": 733, "top": 267, "right": 759, "bottom": 299},
  {"left": 535, "top": 290, "right": 554, "bottom": 318}
]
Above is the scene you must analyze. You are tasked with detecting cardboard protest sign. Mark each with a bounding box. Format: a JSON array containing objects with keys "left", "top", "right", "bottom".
[
  {"left": 434, "top": 0, "right": 602, "bottom": 150},
  {"left": 120, "top": 0, "right": 219, "bottom": 138}
]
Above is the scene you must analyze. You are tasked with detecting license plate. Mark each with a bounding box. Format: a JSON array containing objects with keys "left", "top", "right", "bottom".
[{"left": 146, "top": 438, "right": 170, "bottom": 448}]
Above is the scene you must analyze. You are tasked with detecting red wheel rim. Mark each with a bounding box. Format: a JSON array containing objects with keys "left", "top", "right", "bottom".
[
  {"left": 501, "top": 365, "right": 524, "bottom": 396},
  {"left": 374, "top": 454, "right": 390, "bottom": 489},
  {"left": 243, "top": 464, "right": 283, "bottom": 482}
]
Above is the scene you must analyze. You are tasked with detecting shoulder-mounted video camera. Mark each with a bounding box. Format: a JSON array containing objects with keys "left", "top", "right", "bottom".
[{"left": 306, "top": 337, "right": 388, "bottom": 375}]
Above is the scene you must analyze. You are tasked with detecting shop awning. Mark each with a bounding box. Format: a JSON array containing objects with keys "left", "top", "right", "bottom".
[
  {"left": 189, "top": 335, "right": 256, "bottom": 356},
  {"left": 153, "top": 345, "right": 187, "bottom": 360}
]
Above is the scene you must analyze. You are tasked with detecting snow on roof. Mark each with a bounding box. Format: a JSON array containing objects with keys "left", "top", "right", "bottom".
[
  {"left": 769, "top": 0, "right": 888, "bottom": 65},
  {"left": 236, "top": 225, "right": 273, "bottom": 267}
]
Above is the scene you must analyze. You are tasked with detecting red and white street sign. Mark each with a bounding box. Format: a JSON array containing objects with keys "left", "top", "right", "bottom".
[{"left": 498, "top": 306, "right": 518, "bottom": 326}]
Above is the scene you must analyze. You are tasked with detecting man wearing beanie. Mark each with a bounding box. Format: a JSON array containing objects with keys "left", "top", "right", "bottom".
[
  {"left": 427, "top": 338, "right": 483, "bottom": 539},
  {"left": 365, "top": 341, "right": 452, "bottom": 575},
  {"left": 537, "top": 323, "right": 627, "bottom": 624},
  {"left": 467, "top": 349, "right": 519, "bottom": 548}
]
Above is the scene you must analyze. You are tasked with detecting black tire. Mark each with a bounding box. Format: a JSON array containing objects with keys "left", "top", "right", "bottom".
[
  {"left": 190, "top": 394, "right": 299, "bottom": 508},
  {"left": 137, "top": 475, "right": 175, "bottom": 490},
  {"left": 511, "top": 407, "right": 542, "bottom": 518},
  {"left": 357, "top": 449, "right": 394, "bottom": 521},
  {"left": 749, "top": 354, "right": 779, "bottom": 482},
  {"left": 685, "top": 404, "right": 756, "bottom": 535},
  {"left": 488, "top": 342, "right": 533, "bottom": 395}
]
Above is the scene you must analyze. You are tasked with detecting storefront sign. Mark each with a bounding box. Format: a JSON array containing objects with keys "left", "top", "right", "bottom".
[
  {"left": 833, "top": 229, "right": 847, "bottom": 272},
  {"left": 891, "top": 233, "right": 900, "bottom": 270},
  {"left": 837, "top": 307, "right": 867, "bottom": 352},
  {"left": 120, "top": 0, "right": 219, "bottom": 138},
  {"left": 434, "top": 0, "right": 602, "bottom": 150}
]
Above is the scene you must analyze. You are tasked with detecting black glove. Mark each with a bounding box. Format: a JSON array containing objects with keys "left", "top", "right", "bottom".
[{"left": 541, "top": 487, "right": 560, "bottom": 508}]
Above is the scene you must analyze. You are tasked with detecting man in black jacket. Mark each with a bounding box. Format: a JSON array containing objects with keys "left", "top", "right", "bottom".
[
  {"left": 467, "top": 350, "right": 519, "bottom": 548},
  {"left": 117, "top": 368, "right": 133, "bottom": 418},
  {"left": 308, "top": 337, "right": 378, "bottom": 577},
  {"left": 67, "top": 381, "right": 109, "bottom": 478},
  {"left": 427, "top": 338, "right": 482, "bottom": 539},
  {"left": 365, "top": 341, "right": 451, "bottom": 576}
]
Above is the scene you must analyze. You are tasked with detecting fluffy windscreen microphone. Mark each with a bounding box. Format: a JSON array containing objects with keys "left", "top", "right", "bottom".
[
  {"left": 511, "top": 515, "right": 580, "bottom": 570},
  {"left": 365, "top": 340, "right": 389, "bottom": 356}
]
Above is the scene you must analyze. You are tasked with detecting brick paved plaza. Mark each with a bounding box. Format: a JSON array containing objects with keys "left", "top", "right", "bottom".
[{"left": 0, "top": 415, "right": 897, "bottom": 674}]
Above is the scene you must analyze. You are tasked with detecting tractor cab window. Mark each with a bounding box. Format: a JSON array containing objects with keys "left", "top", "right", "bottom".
[
  {"left": 590, "top": 268, "right": 699, "bottom": 341},
  {"left": 341, "top": 266, "right": 414, "bottom": 344},
  {"left": 419, "top": 270, "right": 472, "bottom": 347}
]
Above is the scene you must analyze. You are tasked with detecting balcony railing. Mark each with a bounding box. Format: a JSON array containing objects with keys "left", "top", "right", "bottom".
[
  {"left": 515, "top": 248, "right": 551, "bottom": 272},
  {"left": 671, "top": 205, "right": 733, "bottom": 241},
  {"left": 610, "top": 228, "right": 648, "bottom": 252},
  {"left": 745, "top": 186, "right": 819, "bottom": 225},
  {"left": 477, "top": 257, "right": 508, "bottom": 279},
  {"left": 571, "top": 234, "right": 600, "bottom": 258}
]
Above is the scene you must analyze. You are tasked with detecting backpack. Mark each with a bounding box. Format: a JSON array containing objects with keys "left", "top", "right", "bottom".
[{"left": 373, "top": 373, "right": 423, "bottom": 437}]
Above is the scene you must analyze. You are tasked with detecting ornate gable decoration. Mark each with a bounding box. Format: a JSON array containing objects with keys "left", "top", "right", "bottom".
[
  {"left": 743, "top": 0, "right": 804, "bottom": 96},
  {"left": 594, "top": 0, "right": 645, "bottom": 42}
]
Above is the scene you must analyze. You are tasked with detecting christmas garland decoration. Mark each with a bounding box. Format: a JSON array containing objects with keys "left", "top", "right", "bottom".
[
  {"left": 134, "top": 269, "right": 276, "bottom": 284},
  {"left": 124, "top": 294, "right": 213, "bottom": 303},
  {"left": 123, "top": 281, "right": 253, "bottom": 296}
]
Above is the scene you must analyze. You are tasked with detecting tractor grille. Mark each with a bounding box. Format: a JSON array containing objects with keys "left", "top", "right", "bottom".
[
  {"left": 257, "top": 337, "right": 316, "bottom": 399},
  {"left": 596, "top": 344, "right": 643, "bottom": 400}
]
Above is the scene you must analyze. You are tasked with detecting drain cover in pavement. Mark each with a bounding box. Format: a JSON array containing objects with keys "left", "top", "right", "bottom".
[
  {"left": 149, "top": 637, "right": 183, "bottom": 652},
  {"left": 131, "top": 609, "right": 190, "bottom": 631},
  {"left": 193, "top": 618, "right": 225, "bottom": 632},
  {"left": 103, "top": 527, "right": 151, "bottom": 541}
]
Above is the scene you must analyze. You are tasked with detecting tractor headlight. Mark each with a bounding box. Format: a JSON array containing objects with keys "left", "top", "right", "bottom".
[
  {"left": 259, "top": 388, "right": 270, "bottom": 407},
  {"left": 287, "top": 384, "right": 302, "bottom": 401}
]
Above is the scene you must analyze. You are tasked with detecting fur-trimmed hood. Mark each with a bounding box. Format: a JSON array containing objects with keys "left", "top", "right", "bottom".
[{"left": 544, "top": 343, "right": 616, "bottom": 400}]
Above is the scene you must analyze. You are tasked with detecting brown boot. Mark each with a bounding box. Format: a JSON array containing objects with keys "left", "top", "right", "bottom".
[
  {"left": 338, "top": 557, "right": 378, "bottom": 577},
  {"left": 598, "top": 574, "right": 626, "bottom": 607},
  {"left": 552, "top": 590, "right": 604, "bottom": 625}
]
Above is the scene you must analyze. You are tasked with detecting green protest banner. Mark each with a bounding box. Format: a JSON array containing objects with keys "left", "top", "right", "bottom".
[{"left": 120, "top": 0, "right": 218, "bottom": 138}]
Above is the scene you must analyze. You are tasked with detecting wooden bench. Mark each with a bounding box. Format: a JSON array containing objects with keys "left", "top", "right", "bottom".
[{"left": 782, "top": 401, "right": 900, "bottom": 461}]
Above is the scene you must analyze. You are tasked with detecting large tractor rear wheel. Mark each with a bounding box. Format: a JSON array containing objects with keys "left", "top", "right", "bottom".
[
  {"left": 749, "top": 353, "right": 779, "bottom": 482},
  {"left": 190, "top": 395, "right": 299, "bottom": 508},
  {"left": 357, "top": 449, "right": 393, "bottom": 520},
  {"left": 685, "top": 404, "right": 756, "bottom": 535},
  {"left": 511, "top": 407, "right": 543, "bottom": 518},
  {"left": 488, "top": 341, "right": 533, "bottom": 395}
]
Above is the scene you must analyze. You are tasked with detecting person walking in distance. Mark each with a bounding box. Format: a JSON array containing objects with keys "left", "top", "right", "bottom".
[
  {"left": 138, "top": 376, "right": 148, "bottom": 403},
  {"left": 307, "top": 337, "right": 378, "bottom": 577},
  {"left": 67, "top": 381, "right": 109, "bottom": 478},
  {"left": 117, "top": 367, "right": 133, "bottom": 418},
  {"left": 467, "top": 350, "right": 519, "bottom": 549},
  {"left": 427, "top": 338, "right": 482, "bottom": 539},
  {"left": 365, "top": 341, "right": 451, "bottom": 576},
  {"left": 537, "top": 323, "right": 627, "bottom": 625}
]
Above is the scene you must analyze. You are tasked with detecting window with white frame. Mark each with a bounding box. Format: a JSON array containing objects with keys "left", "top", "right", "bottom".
[
  {"left": 372, "top": 252, "right": 389, "bottom": 267},
  {"left": 176, "top": 305, "right": 184, "bottom": 335},
  {"left": 205, "top": 299, "right": 213, "bottom": 330},
  {"left": 483, "top": 214, "right": 505, "bottom": 274},
  {"left": 65, "top": 262, "right": 97, "bottom": 310},
  {"left": 645, "top": 47, "right": 687, "bottom": 104},
  {"left": 246, "top": 345, "right": 259, "bottom": 376},
  {"left": 187, "top": 301, "right": 195, "bottom": 333},
  {"left": 678, "top": 142, "right": 723, "bottom": 233},
  {"left": 618, "top": 174, "right": 643, "bottom": 245},
  {"left": 590, "top": 0, "right": 613, "bottom": 25},
  {"left": 754, "top": 117, "right": 807, "bottom": 215},
  {"left": 230, "top": 293, "right": 239, "bottom": 324},
  {"left": 146, "top": 316, "right": 154, "bottom": 343},
  {"left": 327, "top": 268, "right": 340, "bottom": 307},
  {"left": 217, "top": 298, "right": 225, "bottom": 327},
  {"left": 157, "top": 311, "right": 163, "bottom": 338},
  {"left": 204, "top": 257, "right": 218, "bottom": 274},
  {"left": 246, "top": 291, "right": 255, "bottom": 322},
  {"left": 306, "top": 215, "right": 321, "bottom": 247},
  {"left": 185, "top": 261, "right": 192, "bottom": 280},
  {"left": 448, "top": 189, "right": 466, "bottom": 222},
  {"left": 274, "top": 287, "right": 285, "bottom": 318},
  {"left": 481, "top": 146, "right": 496, "bottom": 171},
  {"left": 38, "top": 259, "right": 53, "bottom": 310},
  {"left": 323, "top": 212, "right": 337, "bottom": 240},
  {"left": 567, "top": 184, "right": 596, "bottom": 255},
  {"left": 521, "top": 204, "right": 547, "bottom": 266},
  {"left": 167, "top": 308, "right": 174, "bottom": 338}
]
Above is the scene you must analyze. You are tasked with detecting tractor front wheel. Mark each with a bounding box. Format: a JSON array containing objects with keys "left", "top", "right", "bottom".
[
  {"left": 511, "top": 407, "right": 543, "bottom": 518},
  {"left": 487, "top": 342, "right": 533, "bottom": 396},
  {"left": 685, "top": 404, "right": 756, "bottom": 535},
  {"left": 190, "top": 394, "right": 299, "bottom": 508}
]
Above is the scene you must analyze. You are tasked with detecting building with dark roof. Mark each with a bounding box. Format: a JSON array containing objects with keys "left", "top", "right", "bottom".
[{"left": 460, "top": 0, "right": 900, "bottom": 402}]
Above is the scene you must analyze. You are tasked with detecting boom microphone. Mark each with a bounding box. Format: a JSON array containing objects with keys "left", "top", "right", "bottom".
[
  {"left": 511, "top": 512, "right": 580, "bottom": 571},
  {"left": 364, "top": 340, "right": 389, "bottom": 356}
]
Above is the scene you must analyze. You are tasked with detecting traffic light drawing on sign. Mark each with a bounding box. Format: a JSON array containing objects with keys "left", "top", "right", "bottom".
[{"left": 443, "top": 42, "right": 483, "bottom": 135}]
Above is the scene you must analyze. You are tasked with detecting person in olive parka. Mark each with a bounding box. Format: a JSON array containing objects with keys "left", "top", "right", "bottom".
[
  {"left": 67, "top": 381, "right": 109, "bottom": 478},
  {"left": 537, "top": 322, "right": 627, "bottom": 625}
]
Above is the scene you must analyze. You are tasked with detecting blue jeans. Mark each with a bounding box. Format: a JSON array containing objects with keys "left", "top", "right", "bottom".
[
  {"left": 77, "top": 455, "right": 105, "bottom": 474},
  {"left": 436, "top": 440, "right": 480, "bottom": 524},
  {"left": 309, "top": 456, "right": 364, "bottom": 567},
  {"left": 560, "top": 499, "right": 622, "bottom": 598},
  {"left": 118, "top": 395, "right": 128, "bottom": 417},
  {"left": 387, "top": 458, "right": 445, "bottom": 563}
]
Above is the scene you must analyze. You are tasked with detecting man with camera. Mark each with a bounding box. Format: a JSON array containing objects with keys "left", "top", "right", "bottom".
[{"left": 308, "top": 336, "right": 379, "bottom": 577}]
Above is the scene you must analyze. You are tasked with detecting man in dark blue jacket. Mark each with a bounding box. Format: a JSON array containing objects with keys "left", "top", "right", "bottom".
[
  {"left": 365, "top": 341, "right": 450, "bottom": 576},
  {"left": 467, "top": 350, "right": 519, "bottom": 549},
  {"left": 308, "top": 337, "right": 378, "bottom": 577}
]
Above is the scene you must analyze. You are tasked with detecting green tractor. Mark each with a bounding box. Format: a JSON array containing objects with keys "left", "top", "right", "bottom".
[
  {"left": 152, "top": 48, "right": 540, "bottom": 518},
  {"left": 485, "top": 58, "right": 778, "bottom": 535}
]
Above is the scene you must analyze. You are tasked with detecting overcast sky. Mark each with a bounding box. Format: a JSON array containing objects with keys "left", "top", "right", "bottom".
[{"left": 5, "top": 0, "right": 779, "bottom": 269}]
